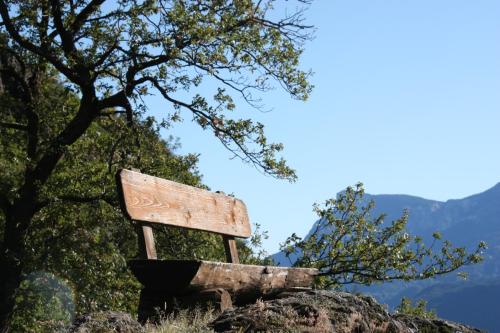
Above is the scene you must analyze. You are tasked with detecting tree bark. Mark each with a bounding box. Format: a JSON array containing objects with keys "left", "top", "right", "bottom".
[
  {"left": 0, "top": 252, "right": 23, "bottom": 333},
  {"left": 0, "top": 205, "right": 32, "bottom": 333}
]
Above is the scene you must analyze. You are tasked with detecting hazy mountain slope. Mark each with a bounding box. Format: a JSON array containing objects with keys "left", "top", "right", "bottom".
[{"left": 415, "top": 279, "right": 500, "bottom": 332}]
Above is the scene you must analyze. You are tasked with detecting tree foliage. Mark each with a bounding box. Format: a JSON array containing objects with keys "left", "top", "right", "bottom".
[
  {"left": 0, "top": 0, "right": 313, "bottom": 180},
  {"left": 280, "top": 183, "right": 486, "bottom": 288}
]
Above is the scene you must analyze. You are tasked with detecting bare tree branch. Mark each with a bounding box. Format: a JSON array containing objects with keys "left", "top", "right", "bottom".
[
  {"left": 0, "top": 121, "right": 28, "bottom": 131},
  {"left": 97, "top": 90, "right": 133, "bottom": 125},
  {"left": 69, "top": 0, "right": 106, "bottom": 33},
  {"left": 49, "top": 0, "right": 77, "bottom": 56}
]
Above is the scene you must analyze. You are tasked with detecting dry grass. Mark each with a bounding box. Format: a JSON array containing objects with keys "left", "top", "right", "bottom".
[{"left": 145, "top": 308, "right": 217, "bottom": 333}]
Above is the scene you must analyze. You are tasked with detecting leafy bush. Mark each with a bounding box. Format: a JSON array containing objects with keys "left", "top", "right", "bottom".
[
  {"left": 395, "top": 297, "right": 437, "bottom": 319},
  {"left": 281, "top": 183, "right": 486, "bottom": 288}
]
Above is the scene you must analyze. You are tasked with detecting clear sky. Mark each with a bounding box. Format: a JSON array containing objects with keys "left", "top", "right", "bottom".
[{"left": 149, "top": 1, "right": 500, "bottom": 254}]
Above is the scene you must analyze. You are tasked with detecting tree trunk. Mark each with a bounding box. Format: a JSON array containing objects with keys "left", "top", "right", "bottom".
[
  {"left": 0, "top": 252, "right": 23, "bottom": 333},
  {"left": 0, "top": 203, "right": 33, "bottom": 333}
]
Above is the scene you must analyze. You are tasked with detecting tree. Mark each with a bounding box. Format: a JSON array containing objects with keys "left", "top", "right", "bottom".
[
  {"left": 0, "top": 61, "right": 222, "bottom": 331},
  {"left": 0, "top": 1, "right": 314, "bottom": 330},
  {"left": 280, "top": 183, "right": 486, "bottom": 288}
]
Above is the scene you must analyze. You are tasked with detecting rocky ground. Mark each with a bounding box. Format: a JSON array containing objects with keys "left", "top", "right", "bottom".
[
  {"left": 69, "top": 290, "right": 485, "bottom": 332},
  {"left": 211, "top": 290, "right": 484, "bottom": 332}
]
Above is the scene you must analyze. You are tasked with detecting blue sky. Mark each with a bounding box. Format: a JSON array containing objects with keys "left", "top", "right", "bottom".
[{"left": 150, "top": 1, "right": 500, "bottom": 253}]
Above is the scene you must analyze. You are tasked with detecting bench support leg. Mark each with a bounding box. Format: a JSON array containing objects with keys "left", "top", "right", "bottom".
[
  {"left": 136, "top": 224, "right": 157, "bottom": 260},
  {"left": 223, "top": 236, "right": 240, "bottom": 264}
]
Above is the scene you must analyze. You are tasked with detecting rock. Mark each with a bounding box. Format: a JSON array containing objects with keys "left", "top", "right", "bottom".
[
  {"left": 210, "top": 290, "right": 485, "bottom": 332},
  {"left": 68, "top": 311, "right": 144, "bottom": 333}
]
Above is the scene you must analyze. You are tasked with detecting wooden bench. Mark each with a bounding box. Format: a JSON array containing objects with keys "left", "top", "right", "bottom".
[{"left": 116, "top": 169, "right": 317, "bottom": 321}]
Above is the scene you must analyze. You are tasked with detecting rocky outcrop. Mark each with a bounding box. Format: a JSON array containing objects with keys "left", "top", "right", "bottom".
[{"left": 210, "top": 290, "right": 484, "bottom": 332}]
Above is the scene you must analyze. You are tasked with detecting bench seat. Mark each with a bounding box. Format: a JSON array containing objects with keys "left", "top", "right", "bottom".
[{"left": 129, "top": 259, "right": 317, "bottom": 299}]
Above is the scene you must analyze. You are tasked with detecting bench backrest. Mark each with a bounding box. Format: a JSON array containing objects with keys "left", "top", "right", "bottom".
[{"left": 116, "top": 169, "right": 251, "bottom": 263}]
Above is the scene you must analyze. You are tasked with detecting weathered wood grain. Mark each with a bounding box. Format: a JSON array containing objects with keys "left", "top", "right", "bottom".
[
  {"left": 117, "top": 169, "right": 251, "bottom": 238},
  {"left": 128, "top": 260, "right": 318, "bottom": 302}
]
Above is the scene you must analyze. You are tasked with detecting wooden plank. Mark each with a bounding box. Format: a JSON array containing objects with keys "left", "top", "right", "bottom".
[
  {"left": 117, "top": 169, "right": 251, "bottom": 238},
  {"left": 192, "top": 262, "right": 318, "bottom": 298},
  {"left": 136, "top": 224, "right": 157, "bottom": 260},
  {"left": 128, "top": 260, "right": 318, "bottom": 300},
  {"left": 223, "top": 236, "right": 240, "bottom": 264}
]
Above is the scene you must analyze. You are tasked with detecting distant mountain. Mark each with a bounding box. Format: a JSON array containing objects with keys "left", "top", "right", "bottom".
[
  {"left": 272, "top": 183, "right": 500, "bottom": 331},
  {"left": 416, "top": 278, "right": 500, "bottom": 331}
]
